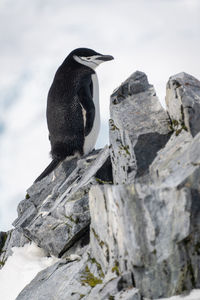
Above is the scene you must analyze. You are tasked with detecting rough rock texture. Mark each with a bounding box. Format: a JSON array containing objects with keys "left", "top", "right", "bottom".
[
  {"left": 89, "top": 181, "right": 200, "bottom": 298},
  {"left": 2, "top": 71, "right": 200, "bottom": 300},
  {"left": 109, "top": 71, "right": 171, "bottom": 184},
  {"left": 166, "top": 72, "right": 200, "bottom": 137},
  {"left": 150, "top": 130, "right": 200, "bottom": 187},
  {"left": 0, "top": 231, "right": 8, "bottom": 267},
  {"left": 13, "top": 147, "right": 111, "bottom": 257}
]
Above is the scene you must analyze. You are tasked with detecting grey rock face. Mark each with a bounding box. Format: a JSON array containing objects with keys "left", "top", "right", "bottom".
[
  {"left": 89, "top": 178, "right": 200, "bottom": 299},
  {"left": 13, "top": 146, "right": 110, "bottom": 257},
  {"left": 0, "top": 231, "right": 8, "bottom": 267},
  {"left": 0, "top": 232, "right": 7, "bottom": 250},
  {"left": 166, "top": 72, "right": 200, "bottom": 137},
  {"left": 87, "top": 272, "right": 141, "bottom": 300},
  {"left": 150, "top": 130, "right": 200, "bottom": 188},
  {"left": 110, "top": 71, "right": 171, "bottom": 184},
  {"left": 89, "top": 72, "right": 200, "bottom": 298}
]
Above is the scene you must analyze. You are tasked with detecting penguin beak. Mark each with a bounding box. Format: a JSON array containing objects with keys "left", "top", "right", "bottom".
[
  {"left": 74, "top": 54, "right": 114, "bottom": 69},
  {"left": 97, "top": 55, "right": 114, "bottom": 62}
]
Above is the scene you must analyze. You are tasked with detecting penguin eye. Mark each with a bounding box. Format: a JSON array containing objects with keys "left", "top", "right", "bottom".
[{"left": 86, "top": 57, "right": 91, "bottom": 60}]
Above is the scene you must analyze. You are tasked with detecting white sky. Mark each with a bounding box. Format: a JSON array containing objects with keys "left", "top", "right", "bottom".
[{"left": 0, "top": 0, "right": 200, "bottom": 230}]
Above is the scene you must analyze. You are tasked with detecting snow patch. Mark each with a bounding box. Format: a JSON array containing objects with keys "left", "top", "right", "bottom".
[
  {"left": 158, "top": 289, "right": 200, "bottom": 300},
  {"left": 0, "top": 242, "right": 59, "bottom": 300}
]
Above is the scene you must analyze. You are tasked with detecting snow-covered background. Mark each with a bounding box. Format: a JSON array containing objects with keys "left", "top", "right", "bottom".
[{"left": 0, "top": 0, "right": 200, "bottom": 231}]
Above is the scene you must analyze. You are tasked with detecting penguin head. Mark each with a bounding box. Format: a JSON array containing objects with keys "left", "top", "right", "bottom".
[{"left": 71, "top": 48, "right": 114, "bottom": 70}]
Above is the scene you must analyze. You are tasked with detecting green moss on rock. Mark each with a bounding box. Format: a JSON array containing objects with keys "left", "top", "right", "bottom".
[
  {"left": 0, "top": 260, "right": 5, "bottom": 267},
  {"left": 111, "top": 261, "right": 120, "bottom": 276},
  {"left": 81, "top": 265, "right": 103, "bottom": 287},
  {"left": 109, "top": 119, "right": 119, "bottom": 131},
  {"left": 119, "top": 144, "right": 130, "bottom": 156},
  {"left": 88, "top": 253, "right": 105, "bottom": 278},
  {"left": 65, "top": 215, "right": 79, "bottom": 224},
  {"left": 95, "top": 178, "right": 113, "bottom": 185},
  {"left": 168, "top": 109, "right": 188, "bottom": 137}
]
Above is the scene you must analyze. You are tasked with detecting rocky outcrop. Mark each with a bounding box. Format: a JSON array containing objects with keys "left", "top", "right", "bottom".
[
  {"left": 12, "top": 147, "right": 111, "bottom": 258},
  {"left": 2, "top": 71, "right": 200, "bottom": 300},
  {"left": 109, "top": 71, "right": 170, "bottom": 184},
  {"left": 89, "top": 176, "right": 200, "bottom": 298},
  {"left": 166, "top": 72, "right": 200, "bottom": 137}
]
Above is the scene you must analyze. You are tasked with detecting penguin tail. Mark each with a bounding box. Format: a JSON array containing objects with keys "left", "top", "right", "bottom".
[{"left": 34, "top": 158, "right": 61, "bottom": 183}]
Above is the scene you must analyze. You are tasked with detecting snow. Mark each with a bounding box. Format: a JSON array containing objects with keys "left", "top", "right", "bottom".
[
  {"left": 0, "top": 242, "right": 59, "bottom": 300},
  {"left": 159, "top": 290, "right": 200, "bottom": 300}
]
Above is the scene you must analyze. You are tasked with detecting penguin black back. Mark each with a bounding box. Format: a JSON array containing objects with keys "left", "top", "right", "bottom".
[
  {"left": 47, "top": 53, "right": 94, "bottom": 159},
  {"left": 35, "top": 48, "right": 113, "bottom": 182}
]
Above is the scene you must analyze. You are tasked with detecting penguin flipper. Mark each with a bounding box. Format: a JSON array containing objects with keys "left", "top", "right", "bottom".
[
  {"left": 34, "top": 158, "right": 61, "bottom": 183},
  {"left": 78, "top": 79, "right": 95, "bottom": 136}
]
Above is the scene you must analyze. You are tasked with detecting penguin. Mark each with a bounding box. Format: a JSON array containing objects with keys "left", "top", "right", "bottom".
[{"left": 35, "top": 48, "right": 114, "bottom": 182}]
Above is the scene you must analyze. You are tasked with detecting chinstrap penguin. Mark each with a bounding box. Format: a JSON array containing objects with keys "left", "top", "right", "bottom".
[{"left": 35, "top": 48, "right": 114, "bottom": 182}]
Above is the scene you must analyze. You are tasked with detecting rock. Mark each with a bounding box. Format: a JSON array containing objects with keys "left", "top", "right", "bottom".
[
  {"left": 110, "top": 71, "right": 171, "bottom": 184},
  {"left": 89, "top": 184, "right": 146, "bottom": 289},
  {"left": 13, "top": 146, "right": 110, "bottom": 257},
  {"left": 0, "top": 231, "right": 8, "bottom": 267},
  {"left": 89, "top": 179, "right": 200, "bottom": 299},
  {"left": 150, "top": 130, "right": 200, "bottom": 188},
  {"left": 90, "top": 111, "right": 200, "bottom": 299},
  {"left": 0, "top": 232, "right": 7, "bottom": 254},
  {"left": 95, "top": 156, "right": 113, "bottom": 184},
  {"left": 114, "top": 289, "right": 141, "bottom": 300},
  {"left": 88, "top": 114, "right": 200, "bottom": 299},
  {"left": 87, "top": 272, "right": 141, "bottom": 300},
  {"left": 166, "top": 72, "right": 200, "bottom": 137}
]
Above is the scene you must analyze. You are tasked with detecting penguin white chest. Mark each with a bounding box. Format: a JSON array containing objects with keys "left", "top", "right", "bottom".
[{"left": 83, "top": 73, "right": 100, "bottom": 154}]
